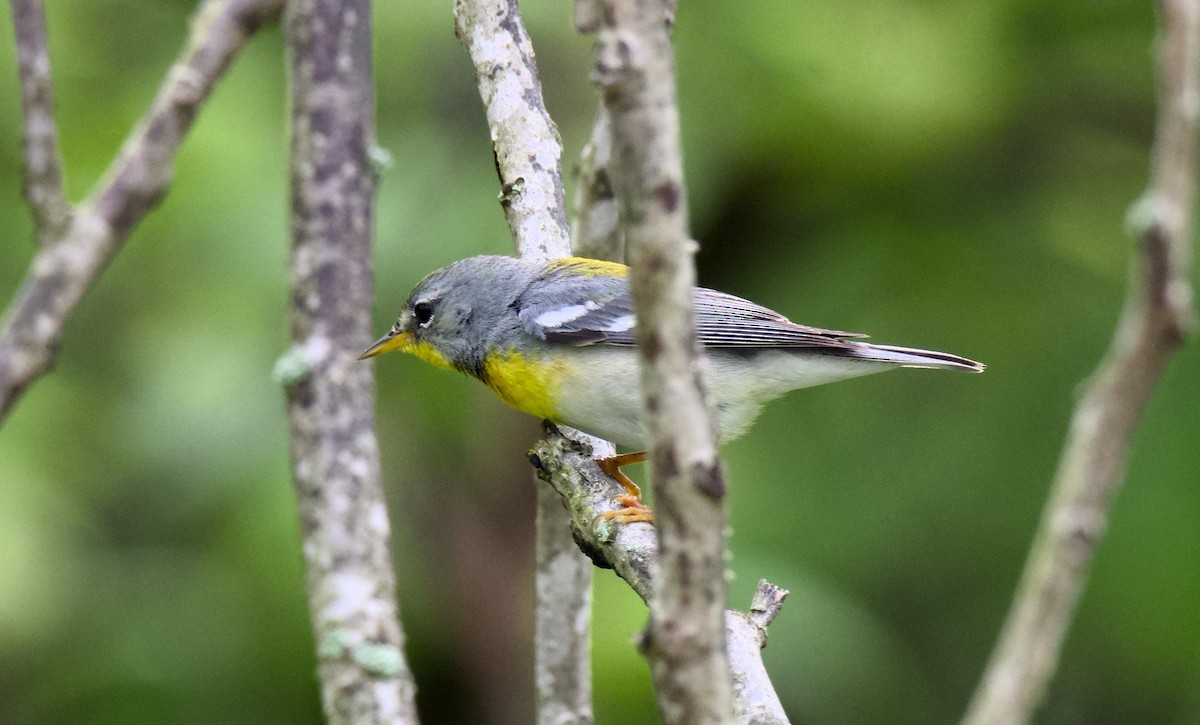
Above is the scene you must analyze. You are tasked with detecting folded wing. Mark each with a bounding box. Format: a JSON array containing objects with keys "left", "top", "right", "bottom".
[{"left": 517, "top": 264, "right": 867, "bottom": 351}]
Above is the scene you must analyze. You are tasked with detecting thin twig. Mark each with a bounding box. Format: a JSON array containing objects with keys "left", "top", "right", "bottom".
[
  {"left": 531, "top": 427, "right": 790, "bottom": 724},
  {"left": 590, "top": 1, "right": 735, "bottom": 722},
  {"left": 10, "top": 0, "right": 70, "bottom": 245},
  {"left": 282, "top": 1, "right": 418, "bottom": 723},
  {"left": 454, "top": 1, "right": 603, "bottom": 722},
  {"left": 0, "top": 0, "right": 284, "bottom": 424},
  {"left": 962, "top": 3, "right": 1198, "bottom": 724}
]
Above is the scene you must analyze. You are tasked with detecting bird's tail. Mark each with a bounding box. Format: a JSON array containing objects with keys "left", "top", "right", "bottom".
[{"left": 849, "top": 343, "right": 985, "bottom": 372}]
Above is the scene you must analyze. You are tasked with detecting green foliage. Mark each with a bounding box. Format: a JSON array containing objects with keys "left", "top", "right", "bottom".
[{"left": 2, "top": 1, "right": 1197, "bottom": 723}]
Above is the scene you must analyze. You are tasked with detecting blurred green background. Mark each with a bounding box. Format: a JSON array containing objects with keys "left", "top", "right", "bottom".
[{"left": 2, "top": 1, "right": 1198, "bottom": 723}]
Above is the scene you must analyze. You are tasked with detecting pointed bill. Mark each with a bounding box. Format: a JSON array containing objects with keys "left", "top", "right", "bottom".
[{"left": 358, "top": 331, "right": 412, "bottom": 360}]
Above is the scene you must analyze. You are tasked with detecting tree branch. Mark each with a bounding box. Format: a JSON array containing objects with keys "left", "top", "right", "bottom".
[
  {"left": 571, "top": 105, "right": 624, "bottom": 262},
  {"left": 458, "top": 2, "right": 787, "bottom": 721},
  {"left": 530, "top": 427, "right": 790, "bottom": 724},
  {"left": 534, "top": 480, "right": 595, "bottom": 725},
  {"left": 453, "top": 0, "right": 571, "bottom": 263},
  {"left": 589, "top": 1, "right": 734, "bottom": 722},
  {"left": 453, "top": 1, "right": 607, "bottom": 722},
  {"left": 282, "top": 1, "right": 418, "bottom": 722},
  {"left": 0, "top": 0, "right": 283, "bottom": 425},
  {"left": 10, "top": 0, "right": 70, "bottom": 246},
  {"left": 962, "top": 3, "right": 1198, "bottom": 724}
]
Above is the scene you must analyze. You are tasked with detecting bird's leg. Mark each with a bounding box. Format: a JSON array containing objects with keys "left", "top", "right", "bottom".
[{"left": 596, "top": 451, "right": 653, "bottom": 524}]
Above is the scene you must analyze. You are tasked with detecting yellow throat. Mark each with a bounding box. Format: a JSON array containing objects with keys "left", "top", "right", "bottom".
[{"left": 361, "top": 332, "right": 563, "bottom": 422}]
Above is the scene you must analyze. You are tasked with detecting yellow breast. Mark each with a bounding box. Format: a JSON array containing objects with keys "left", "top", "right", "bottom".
[{"left": 482, "top": 348, "right": 566, "bottom": 421}]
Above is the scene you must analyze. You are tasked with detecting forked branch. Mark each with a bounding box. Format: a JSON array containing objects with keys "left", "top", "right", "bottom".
[
  {"left": 0, "top": 0, "right": 284, "bottom": 424},
  {"left": 454, "top": 1, "right": 607, "bottom": 721},
  {"left": 531, "top": 427, "right": 790, "bottom": 724}
]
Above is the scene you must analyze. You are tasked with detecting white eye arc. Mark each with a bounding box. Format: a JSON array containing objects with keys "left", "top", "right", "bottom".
[{"left": 413, "top": 301, "right": 435, "bottom": 327}]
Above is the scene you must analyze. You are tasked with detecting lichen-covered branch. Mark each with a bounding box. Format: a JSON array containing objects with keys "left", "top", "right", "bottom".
[
  {"left": 458, "top": 1, "right": 786, "bottom": 721},
  {"left": 531, "top": 427, "right": 789, "bottom": 724},
  {"left": 453, "top": 0, "right": 571, "bottom": 263},
  {"left": 283, "top": 1, "right": 418, "bottom": 722},
  {"left": 453, "top": 1, "right": 602, "bottom": 721},
  {"left": 962, "top": 3, "right": 1198, "bottom": 724},
  {"left": 10, "top": 0, "right": 69, "bottom": 246},
  {"left": 589, "top": 1, "right": 734, "bottom": 722},
  {"left": 0, "top": 0, "right": 283, "bottom": 424}
]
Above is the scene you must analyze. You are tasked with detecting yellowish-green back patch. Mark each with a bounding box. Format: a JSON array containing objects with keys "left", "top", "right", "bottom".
[{"left": 547, "top": 257, "right": 629, "bottom": 278}]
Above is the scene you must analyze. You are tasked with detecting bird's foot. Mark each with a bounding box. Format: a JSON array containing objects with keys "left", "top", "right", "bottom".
[{"left": 596, "top": 452, "right": 653, "bottom": 524}]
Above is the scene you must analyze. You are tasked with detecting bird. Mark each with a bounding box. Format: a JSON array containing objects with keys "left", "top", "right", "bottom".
[{"left": 360, "top": 255, "right": 984, "bottom": 522}]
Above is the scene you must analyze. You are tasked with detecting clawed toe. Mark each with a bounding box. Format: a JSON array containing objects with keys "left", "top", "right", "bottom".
[
  {"left": 600, "top": 494, "right": 654, "bottom": 524},
  {"left": 596, "top": 453, "right": 654, "bottom": 525}
]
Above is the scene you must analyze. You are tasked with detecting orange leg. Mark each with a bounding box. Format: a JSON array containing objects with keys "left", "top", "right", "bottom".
[{"left": 596, "top": 451, "right": 653, "bottom": 524}]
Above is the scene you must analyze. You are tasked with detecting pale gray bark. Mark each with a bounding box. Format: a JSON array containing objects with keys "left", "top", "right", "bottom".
[
  {"left": 0, "top": 0, "right": 283, "bottom": 424},
  {"left": 530, "top": 427, "right": 790, "bottom": 724},
  {"left": 457, "top": 1, "right": 789, "bottom": 722},
  {"left": 588, "top": 0, "right": 735, "bottom": 722},
  {"left": 10, "top": 0, "right": 69, "bottom": 246},
  {"left": 571, "top": 106, "right": 624, "bottom": 262},
  {"left": 535, "top": 482, "right": 596, "bottom": 725},
  {"left": 453, "top": 1, "right": 603, "bottom": 722},
  {"left": 726, "top": 584, "right": 790, "bottom": 725},
  {"left": 453, "top": 0, "right": 571, "bottom": 262},
  {"left": 283, "top": 1, "right": 418, "bottom": 722},
  {"left": 962, "top": 2, "right": 1199, "bottom": 724}
]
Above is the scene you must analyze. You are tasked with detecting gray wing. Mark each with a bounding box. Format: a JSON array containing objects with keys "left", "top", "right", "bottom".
[
  {"left": 516, "top": 266, "right": 637, "bottom": 344},
  {"left": 517, "top": 266, "right": 866, "bottom": 349},
  {"left": 690, "top": 288, "right": 867, "bottom": 347}
]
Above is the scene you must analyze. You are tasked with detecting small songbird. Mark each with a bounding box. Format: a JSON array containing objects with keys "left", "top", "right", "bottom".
[{"left": 360, "top": 255, "right": 983, "bottom": 521}]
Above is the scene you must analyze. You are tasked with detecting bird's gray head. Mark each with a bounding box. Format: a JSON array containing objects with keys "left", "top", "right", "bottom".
[{"left": 358, "top": 255, "right": 535, "bottom": 377}]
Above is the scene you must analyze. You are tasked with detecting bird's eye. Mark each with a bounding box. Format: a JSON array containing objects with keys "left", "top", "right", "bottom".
[{"left": 413, "top": 301, "right": 435, "bottom": 327}]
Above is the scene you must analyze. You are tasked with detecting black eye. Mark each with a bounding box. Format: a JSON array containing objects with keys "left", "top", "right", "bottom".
[{"left": 413, "top": 301, "right": 435, "bottom": 326}]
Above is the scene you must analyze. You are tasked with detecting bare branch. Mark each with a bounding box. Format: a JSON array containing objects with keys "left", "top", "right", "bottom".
[
  {"left": 459, "top": 2, "right": 784, "bottom": 721},
  {"left": 453, "top": 2, "right": 605, "bottom": 721},
  {"left": 726, "top": 583, "right": 790, "bottom": 725},
  {"left": 962, "top": 2, "right": 1198, "bottom": 724},
  {"left": 10, "top": 0, "right": 70, "bottom": 245},
  {"left": 282, "top": 1, "right": 418, "bottom": 722},
  {"left": 0, "top": 0, "right": 284, "bottom": 424},
  {"left": 531, "top": 428, "right": 790, "bottom": 724},
  {"left": 453, "top": 0, "right": 570, "bottom": 264},
  {"left": 572, "top": 0, "right": 623, "bottom": 266},
  {"left": 590, "top": 1, "right": 734, "bottom": 722},
  {"left": 747, "top": 580, "right": 788, "bottom": 632},
  {"left": 535, "top": 482, "right": 595, "bottom": 725},
  {"left": 571, "top": 105, "right": 624, "bottom": 262},
  {"left": 531, "top": 430, "right": 657, "bottom": 599}
]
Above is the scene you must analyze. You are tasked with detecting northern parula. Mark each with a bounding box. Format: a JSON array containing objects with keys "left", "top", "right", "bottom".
[{"left": 360, "top": 255, "right": 983, "bottom": 458}]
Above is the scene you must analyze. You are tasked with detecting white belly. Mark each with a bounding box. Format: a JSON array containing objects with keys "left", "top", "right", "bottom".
[
  {"left": 552, "top": 347, "right": 889, "bottom": 449},
  {"left": 553, "top": 348, "right": 647, "bottom": 448}
]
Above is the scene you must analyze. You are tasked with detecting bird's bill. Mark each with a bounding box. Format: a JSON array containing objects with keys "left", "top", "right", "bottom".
[{"left": 357, "top": 331, "right": 412, "bottom": 360}]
